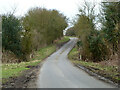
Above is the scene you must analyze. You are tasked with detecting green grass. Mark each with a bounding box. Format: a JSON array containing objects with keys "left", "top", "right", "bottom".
[
  {"left": 68, "top": 47, "right": 119, "bottom": 82},
  {"left": 56, "top": 36, "right": 69, "bottom": 44},
  {"left": 32, "top": 45, "right": 56, "bottom": 61},
  {"left": 1, "top": 45, "right": 56, "bottom": 79},
  {"left": 1, "top": 36, "right": 70, "bottom": 83},
  {"left": 68, "top": 47, "right": 118, "bottom": 73},
  {"left": 68, "top": 47, "right": 79, "bottom": 60},
  {"left": 2, "top": 59, "right": 41, "bottom": 79},
  {"left": 65, "top": 36, "right": 76, "bottom": 38}
]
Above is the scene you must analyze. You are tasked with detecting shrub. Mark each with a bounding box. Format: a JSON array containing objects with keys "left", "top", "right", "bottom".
[
  {"left": 2, "top": 14, "right": 23, "bottom": 58},
  {"left": 88, "top": 31, "right": 109, "bottom": 61},
  {"left": 66, "top": 27, "right": 75, "bottom": 36},
  {"left": 22, "top": 8, "right": 68, "bottom": 51}
]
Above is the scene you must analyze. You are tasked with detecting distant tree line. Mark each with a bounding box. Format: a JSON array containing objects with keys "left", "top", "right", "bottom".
[
  {"left": 74, "top": 2, "right": 120, "bottom": 62},
  {"left": 65, "top": 27, "right": 76, "bottom": 36},
  {"left": 2, "top": 7, "right": 67, "bottom": 62}
]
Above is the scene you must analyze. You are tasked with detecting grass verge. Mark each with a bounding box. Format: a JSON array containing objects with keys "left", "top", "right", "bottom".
[
  {"left": 56, "top": 36, "right": 69, "bottom": 45},
  {"left": 68, "top": 46, "right": 119, "bottom": 84},
  {"left": 2, "top": 36, "right": 70, "bottom": 83}
]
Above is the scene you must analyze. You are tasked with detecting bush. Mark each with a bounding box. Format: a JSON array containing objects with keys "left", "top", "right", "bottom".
[
  {"left": 2, "top": 14, "right": 23, "bottom": 58},
  {"left": 101, "top": 2, "right": 120, "bottom": 54},
  {"left": 2, "top": 8, "right": 68, "bottom": 62},
  {"left": 22, "top": 8, "right": 68, "bottom": 51},
  {"left": 66, "top": 27, "right": 75, "bottom": 36},
  {"left": 88, "top": 31, "right": 109, "bottom": 61}
]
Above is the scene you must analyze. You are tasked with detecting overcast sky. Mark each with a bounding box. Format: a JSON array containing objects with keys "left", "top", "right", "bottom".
[{"left": 0, "top": 0, "right": 103, "bottom": 19}]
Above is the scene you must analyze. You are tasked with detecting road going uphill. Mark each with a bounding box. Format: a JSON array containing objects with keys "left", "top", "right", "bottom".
[{"left": 37, "top": 38, "right": 115, "bottom": 88}]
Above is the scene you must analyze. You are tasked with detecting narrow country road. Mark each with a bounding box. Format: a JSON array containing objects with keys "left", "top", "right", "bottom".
[{"left": 37, "top": 38, "right": 115, "bottom": 88}]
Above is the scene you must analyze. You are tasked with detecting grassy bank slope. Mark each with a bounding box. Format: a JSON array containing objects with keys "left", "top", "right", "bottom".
[
  {"left": 1, "top": 36, "right": 69, "bottom": 83},
  {"left": 68, "top": 46, "right": 119, "bottom": 84}
]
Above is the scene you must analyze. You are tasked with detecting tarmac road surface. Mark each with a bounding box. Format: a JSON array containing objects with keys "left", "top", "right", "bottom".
[{"left": 37, "top": 38, "right": 115, "bottom": 88}]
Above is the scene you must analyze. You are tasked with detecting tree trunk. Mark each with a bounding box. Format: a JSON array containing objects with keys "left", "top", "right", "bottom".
[
  {"left": 78, "top": 48, "right": 81, "bottom": 60},
  {"left": 113, "top": 43, "right": 115, "bottom": 55}
]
